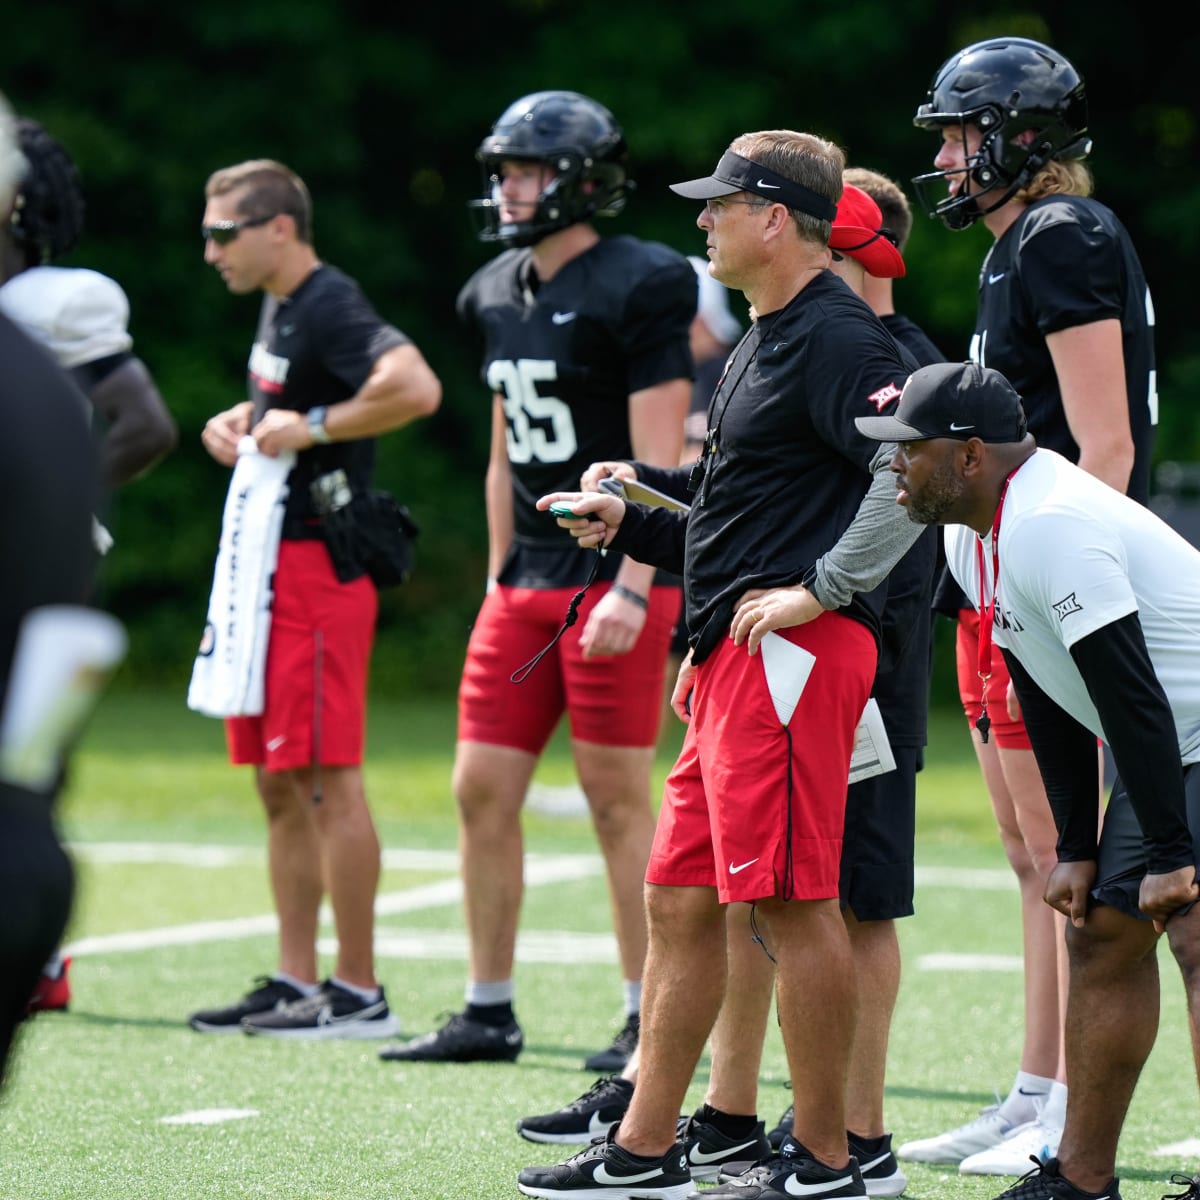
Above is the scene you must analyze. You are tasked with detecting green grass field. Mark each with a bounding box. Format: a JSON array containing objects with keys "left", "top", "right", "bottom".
[{"left": 1, "top": 692, "right": 1194, "bottom": 1200}]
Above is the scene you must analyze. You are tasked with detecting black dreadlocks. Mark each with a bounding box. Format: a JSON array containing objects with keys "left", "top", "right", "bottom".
[{"left": 10, "top": 118, "right": 84, "bottom": 267}]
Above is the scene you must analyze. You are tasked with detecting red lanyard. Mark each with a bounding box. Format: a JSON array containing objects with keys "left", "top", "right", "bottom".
[{"left": 973, "top": 468, "right": 1019, "bottom": 744}]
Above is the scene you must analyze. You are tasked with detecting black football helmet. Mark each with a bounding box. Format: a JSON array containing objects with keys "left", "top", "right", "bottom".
[
  {"left": 469, "top": 90, "right": 631, "bottom": 247},
  {"left": 912, "top": 36, "right": 1090, "bottom": 229}
]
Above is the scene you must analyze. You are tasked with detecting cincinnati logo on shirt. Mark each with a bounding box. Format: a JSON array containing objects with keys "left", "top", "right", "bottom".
[
  {"left": 867, "top": 382, "right": 903, "bottom": 412},
  {"left": 249, "top": 341, "right": 290, "bottom": 394},
  {"left": 1052, "top": 593, "right": 1084, "bottom": 622}
]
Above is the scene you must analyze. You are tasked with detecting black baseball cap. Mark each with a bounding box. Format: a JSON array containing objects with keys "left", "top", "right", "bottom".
[
  {"left": 670, "top": 150, "right": 838, "bottom": 222},
  {"left": 855, "top": 361, "right": 1028, "bottom": 444}
]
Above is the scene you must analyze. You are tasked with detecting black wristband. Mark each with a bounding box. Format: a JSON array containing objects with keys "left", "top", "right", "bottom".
[{"left": 610, "top": 583, "right": 648, "bottom": 610}]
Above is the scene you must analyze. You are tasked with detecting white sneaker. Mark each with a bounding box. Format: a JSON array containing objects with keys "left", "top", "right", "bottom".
[
  {"left": 896, "top": 1106, "right": 1019, "bottom": 1165},
  {"left": 958, "top": 1116, "right": 1062, "bottom": 1176}
]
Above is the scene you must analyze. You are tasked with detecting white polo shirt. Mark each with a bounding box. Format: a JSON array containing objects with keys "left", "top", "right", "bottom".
[{"left": 945, "top": 448, "right": 1200, "bottom": 763}]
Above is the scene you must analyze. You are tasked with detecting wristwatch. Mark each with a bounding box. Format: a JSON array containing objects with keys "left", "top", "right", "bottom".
[{"left": 306, "top": 406, "right": 332, "bottom": 444}]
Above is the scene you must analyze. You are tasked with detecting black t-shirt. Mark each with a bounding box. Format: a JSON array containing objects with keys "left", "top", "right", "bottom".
[
  {"left": 624, "top": 272, "right": 912, "bottom": 663},
  {"left": 247, "top": 264, "right": 409, "bottom": 528},
  {"left": 0, "top": 313, "right": 96, "bottom": 710},
  {"left": 866, "top": 317, "right": 942, "bottom": 747},
  {"left": 881, "top": 313, "right": 944, "bottom": 371},
  {"left": 974, "top": 195, "right": 1156, "bottom": 504},
  {"left": 457, "top": 235, "right": 695, "bottom": 588}
]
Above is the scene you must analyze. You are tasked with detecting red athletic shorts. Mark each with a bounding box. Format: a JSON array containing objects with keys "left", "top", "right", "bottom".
[
  {"left": 955, "top": 607, "right": 1033, "bottom": 750},
  {"left": 457, "top": 581, "right": 680, "bottom": 752},
  {"left": 226, "top": 539, "right": 377, "bottom": 770},
  {"left": 648, "top": 612, "right": 877, "bottom": 904}
]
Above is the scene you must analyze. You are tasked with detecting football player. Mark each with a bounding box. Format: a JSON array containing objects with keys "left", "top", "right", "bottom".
[
  {"left": 0, "top": 115, "right": 177, "bottom": 1016},
  {"left": 379, "top": 91, "right": 694, "bottom": 1069},
  {"left": 900, "top": 36, "right": 1157, "bottom": 1178}
]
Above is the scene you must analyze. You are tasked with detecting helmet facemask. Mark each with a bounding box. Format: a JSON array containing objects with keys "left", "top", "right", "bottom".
[
  {"left": 471, "top": 151, "right": 628, "bottom": 248},
  {"left": 913, "top": 107, "right": 1088, "bottom": 230}
]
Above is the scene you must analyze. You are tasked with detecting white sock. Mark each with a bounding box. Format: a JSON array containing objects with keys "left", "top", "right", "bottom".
[
  {"left": 331, "top": 976, "right": 380, "bottom": 1003},
  {"left": 1041, "top": 1081, "right": 1068, "bottom": 1128},
  {"left": 623, "top": 980, "right": 642, "bottom": 1017},
  {"left": 466, "top": 979, "right": 514, "bottom": 1007},
  {"left": 274, "top": 972, "right": 320, "bottom": 997},
  {"left": 999, "top": 1070, "right": 1054, "bottom": 1123}
]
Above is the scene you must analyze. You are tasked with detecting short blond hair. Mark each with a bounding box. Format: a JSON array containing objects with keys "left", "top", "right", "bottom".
[{"left": 205, "top": 159, "right": 313, "bottom": 243}]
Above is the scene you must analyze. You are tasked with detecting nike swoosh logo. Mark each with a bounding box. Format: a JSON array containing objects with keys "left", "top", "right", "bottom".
[
  {"left": 690, "top": 1138, "right": 760, "bottom": 1165},
  {"left": 988, "top": 272, "right": 1006, "bottom": 283},
  {"left": 756, "top": 180, "right": 781, "bottom": 189},
  {"left": 729, "top": 859, "right": 759, "bottom": 875},
  {"left": 266, "top": 735, "right": 287, "bottom": 751},
  {"left": 855, "top": 1150, "right": 891, "bottom": 1173},
  {"left": 948, "top": 422, "right": 975, "bottom": 432},
  {"left": 319, "top": 1001, "right": 386, "bottom": 1025},
  {"left": 1017, "top": 1088, "right": 1049, "bottom": 1097},
  {"left": 551, "top": 311, "right": 577, "bottom": 325},
  {"left": 587, "top": 1112, "right": 611, "bottom": 1136},
  {"left": 784, "top": 1173, "right": 858, "bottom": 1196},
  {"left": 593, "top": 1163, "right": 667, "bottom": 1185}
]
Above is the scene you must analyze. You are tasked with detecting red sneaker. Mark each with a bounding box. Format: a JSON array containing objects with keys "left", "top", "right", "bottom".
[{"left": 26, "top": 956, "right": 71, "bottom": 1015}]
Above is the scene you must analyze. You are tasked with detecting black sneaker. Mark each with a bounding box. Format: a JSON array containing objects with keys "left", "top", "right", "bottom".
[
  {"left": 677, "top": 1113, "right": 770, "bottom": 1183},
  {"left": 994, "top": 1158, "right": 1122, "bottom": 1200},
  {"left": 699, "top": 1139, "right": 864, "bottom": 1199},
  {"left": 720, "top": 1130, "right": 902, "bottom": 1199},
  {"left": 847, "top": 1132, "right": 906, "bottom": 1198},
  {"left": 517, "top": 1076, "right": 635, "bottom": 1144},
  {"left": 378, "top": 1010, "right": 523, "bottom": 1062},
  {"left": 240, "top": 979, "right": 398, "bottom": 1040},
  {"left": 187, "top": 977, "right": 304, "bottom": 1034},
  {"left": 766, "top": 1104, "right": 793, "bottom": 1151},
  {"left": 1164, "top": 1175, "right": 1200, "bottom": 1200},
  {"left": 584, "top": 1013, "right": 640, "bottom": 1072},
  {"left": 517, "top": 1127, "right": 692, "bottom": 1199}
]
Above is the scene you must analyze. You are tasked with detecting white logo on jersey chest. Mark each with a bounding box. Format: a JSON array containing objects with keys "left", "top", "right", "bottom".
[{"left": 248, "top": 341, "right": 290, "bottom": 386}]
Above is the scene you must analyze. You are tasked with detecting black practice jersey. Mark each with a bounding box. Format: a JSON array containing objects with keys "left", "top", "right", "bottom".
[
  {"left": 882, "top": 313, "right": 944, "bottom": 370},
  {"left": 684, "top": 271, "right": 910, "bottom": 661},
  {"left": 869, "top": 319, "right": 941, "bottom": 748},
  {"left": 247, "top": 264, "right": 409, "bottom": 526},
  {"left": 972, "top": 195, "right": 1156, "bottom": 504},
  {"left": 458, "top": 235, "right": 695, "bottom": 587}
]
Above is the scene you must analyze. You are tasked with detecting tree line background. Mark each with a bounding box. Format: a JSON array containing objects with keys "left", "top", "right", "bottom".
[{"left": 4, "top": 1, "right": 1197, "bottom": 697}]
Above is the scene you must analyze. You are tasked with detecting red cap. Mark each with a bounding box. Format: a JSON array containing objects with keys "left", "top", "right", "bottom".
[{"left": 830, "top": 184, "right": 906, "bottom": 278}]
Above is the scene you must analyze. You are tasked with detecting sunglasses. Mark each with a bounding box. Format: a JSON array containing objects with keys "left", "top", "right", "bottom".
[{"left": 201, "top": 213, "right": 276, "bottom": 245}]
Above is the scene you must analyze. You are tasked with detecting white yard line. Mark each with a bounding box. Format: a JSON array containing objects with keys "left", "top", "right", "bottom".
[
  {"left": 64, "top": 850, "right": 601, "bottom": 958},
  {"left": 67, "top": 843, "right": 1014, "bottom": 889},
  {"left": 63, "top": 842, "right": 1017, "bottom": 967}
]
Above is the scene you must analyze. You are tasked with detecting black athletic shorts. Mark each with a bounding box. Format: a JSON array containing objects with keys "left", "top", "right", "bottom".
[
  {"left": 839, "top": 745, "right": 919, "bottom": 922},
  {"left": 1092, "top": 761, "right": 1200, "bottom": 921}
]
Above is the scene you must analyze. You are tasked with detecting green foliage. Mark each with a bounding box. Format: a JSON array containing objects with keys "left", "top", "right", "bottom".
[{"left": 3, "top": 2, "right": 1197, "bottom": 689}]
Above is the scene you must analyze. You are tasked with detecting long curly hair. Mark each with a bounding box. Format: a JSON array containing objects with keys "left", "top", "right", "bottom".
[{"left": 10, "top": 117, "right": 85, "bottom": 266}]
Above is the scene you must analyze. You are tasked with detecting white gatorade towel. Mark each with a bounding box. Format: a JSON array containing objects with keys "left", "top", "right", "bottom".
[{"left": 187, "top": 437, "right": 294, "bottom": 718}]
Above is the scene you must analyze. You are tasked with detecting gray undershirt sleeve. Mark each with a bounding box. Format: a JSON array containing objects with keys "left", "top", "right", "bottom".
[{"left": 809, "top": 444, "right": 923, "bottom": 610}]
